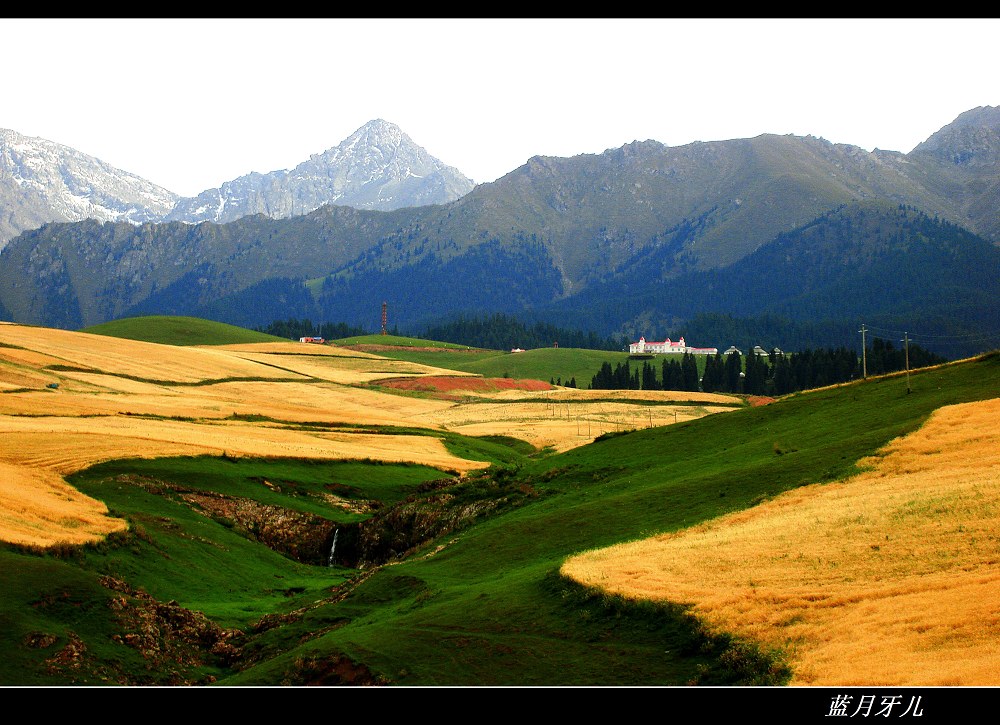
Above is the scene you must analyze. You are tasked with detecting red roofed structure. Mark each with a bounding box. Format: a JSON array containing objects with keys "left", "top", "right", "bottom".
[{"left": 628, "top": 336, "right": 718, "bottom": 356}]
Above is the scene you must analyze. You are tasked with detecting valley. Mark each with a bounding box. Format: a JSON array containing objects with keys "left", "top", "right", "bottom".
[{"left": 2, "top": 316, "right": 999, "bottom": 687}]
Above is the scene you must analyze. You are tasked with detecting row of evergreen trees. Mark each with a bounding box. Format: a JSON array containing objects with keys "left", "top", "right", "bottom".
[
  {"left": 591, "top": 354, "right": 701, "bottom": 391},
  {"left": 422, "top": 312, "right": 628, "bottom": 352},
  {"left": 590, "top": 338, "right": 947, "bottom": 395},
  {"left": 255, "top": 318, "right": 369, "bottom": 341}
]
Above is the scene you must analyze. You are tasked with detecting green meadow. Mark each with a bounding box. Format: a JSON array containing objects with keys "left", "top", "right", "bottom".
[
  {"left": 333, "top": 333, "right": 472, "bottom": 349},
  {"left": 83, "top": 315, "right": 288, "bottom": 346},
  {"left": 367, "top": 344, "right": 637, "bottom": 386}
]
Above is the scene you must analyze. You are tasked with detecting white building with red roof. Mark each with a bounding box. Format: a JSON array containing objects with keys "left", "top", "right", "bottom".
[{"left": 628, "top": 336, "right": 718, "bottom": 355}]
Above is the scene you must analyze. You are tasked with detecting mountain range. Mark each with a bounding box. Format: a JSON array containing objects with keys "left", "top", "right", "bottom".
[
  {"left": 1, "top": 107, "right": 999, "bottom": 359},
  {"left": 0, "top": 119, "right": 474, "bottom": 250},
  {"left": 0, "top": 128, "right": 178, "bottom": 249}
]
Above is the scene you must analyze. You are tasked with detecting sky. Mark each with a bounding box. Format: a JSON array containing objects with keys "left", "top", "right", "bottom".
[{"left": 3, "top": 17, "right": 999, "bottom": 198}]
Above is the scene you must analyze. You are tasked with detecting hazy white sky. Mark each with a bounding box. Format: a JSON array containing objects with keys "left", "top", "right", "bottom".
[{"left": 3, "top": 18, "right": 998, "bottom": 197}]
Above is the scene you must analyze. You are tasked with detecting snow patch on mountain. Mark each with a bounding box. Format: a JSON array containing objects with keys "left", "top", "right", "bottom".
[{"left": 0, "top": 128, "right": 179, "bottom": 250}]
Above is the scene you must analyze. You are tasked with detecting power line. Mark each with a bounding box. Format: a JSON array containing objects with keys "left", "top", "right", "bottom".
[
  {"left": 859, "top": 325, "right": 1000, "bottom": 353},
  {"left": 864, "top": 324, "right": 1000, "bottom": 343}
]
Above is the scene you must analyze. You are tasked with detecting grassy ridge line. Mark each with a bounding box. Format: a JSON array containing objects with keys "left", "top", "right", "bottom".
[
  {"left": 82, "top": 315, "right": 288, "bottom": 346},
  {"left": 333, "top": 334, "right": 473, "bottom": 349},
  {"left": 225, "top": 352, "right": 1000, "bottom": 685}
]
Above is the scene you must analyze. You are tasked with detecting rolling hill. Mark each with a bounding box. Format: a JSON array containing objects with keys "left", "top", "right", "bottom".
[{"left": 82, "top": 315, "right": 289, "bottom": 346}]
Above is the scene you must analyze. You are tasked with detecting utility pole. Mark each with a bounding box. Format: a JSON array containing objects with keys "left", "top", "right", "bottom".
[
  {"left": 859, "top": 324, "right": 868, "bottom": 379},
  {"left": 902, "top": 332, "right": 911, "bottom": 394}
]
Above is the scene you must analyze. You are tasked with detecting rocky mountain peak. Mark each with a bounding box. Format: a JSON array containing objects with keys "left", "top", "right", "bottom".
[
  {"left": 910, "top": 105, "right": 1000, "bottom": 166},
  {"left": 344, "top": 117, "right": 406, "bottom": 149},
  {"left": 0, "top": 128, "right": 179, "bottom": 250},
  {"left": 165, "top": 119, "right": 475, "bottom": 224}
]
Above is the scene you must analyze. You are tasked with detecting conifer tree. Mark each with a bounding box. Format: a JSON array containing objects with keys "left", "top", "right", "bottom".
[
  {"left": 724, "top": 350, "right": 743, "bottom": 393},
  {"left": 641, "top": 361, "right": 658, "bottom": 390},
  {"left": 682, "top": 352, "right": 700, "bottom": 391}
]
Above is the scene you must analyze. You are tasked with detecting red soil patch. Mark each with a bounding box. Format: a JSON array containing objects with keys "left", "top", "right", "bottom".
[
  {"left": 745, "top": 395, "right": 777, "bottom": 407},
  {"left": 377, "top": 376, "right": 553, "bottom": 394}
]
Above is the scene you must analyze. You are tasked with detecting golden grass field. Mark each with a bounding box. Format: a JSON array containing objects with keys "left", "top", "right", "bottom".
[
  {"left": 419, "top": 389, "right": 735, "bottom": 453},
  {"left": 0, "top": 322, "right": 734, "bottom": 547},
  {"left": 562, "top": 396, "right": 1000, "bottom": 686}
]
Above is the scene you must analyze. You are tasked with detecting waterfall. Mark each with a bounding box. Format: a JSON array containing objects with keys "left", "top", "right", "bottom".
[{"left": 327, "top": 528, "right": 339, "bottom": 567}]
